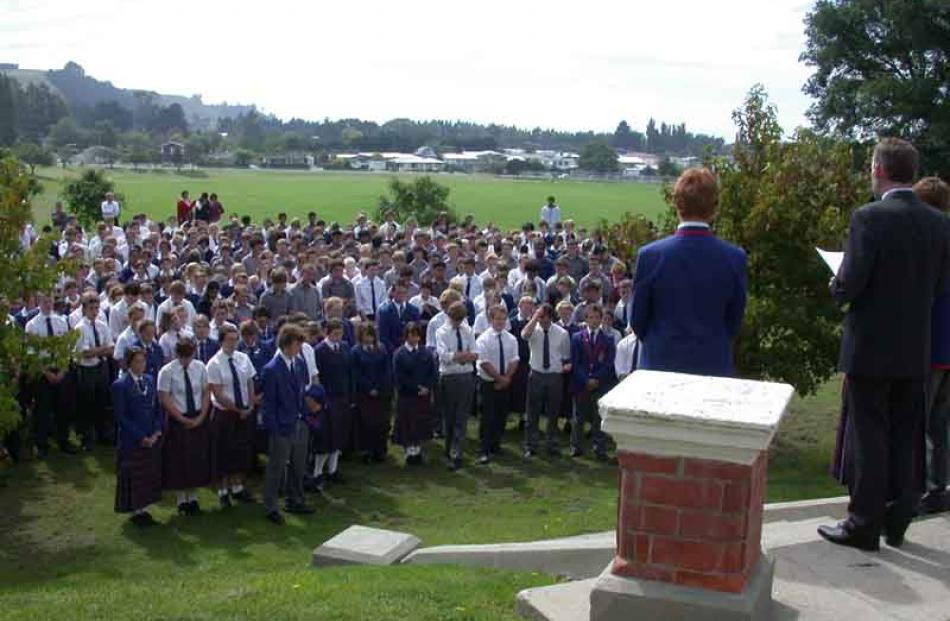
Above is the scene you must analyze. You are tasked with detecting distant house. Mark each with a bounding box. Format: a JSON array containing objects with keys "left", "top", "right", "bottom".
[
  {"left": 442, "top": 150, "right": 504, "bottom": 173},
  {"left": 260, "top": 153, "right": 312, "bottom": 169},
  {"left": 0, "top": 63, "right": 18, "bottom": 71},
  {"left": 160, "top": 141, "right": 185, "bottom": 163},
  {"left": 385, "top": 154, "right": 445, "bottom": 173}
]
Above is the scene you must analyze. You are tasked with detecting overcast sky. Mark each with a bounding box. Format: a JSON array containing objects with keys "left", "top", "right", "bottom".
[{"left": 1, "top": 0, "right": 817, "bottom": 139}]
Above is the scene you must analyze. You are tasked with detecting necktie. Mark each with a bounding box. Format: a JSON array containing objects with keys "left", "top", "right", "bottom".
[
  {"left": 229, "top": 356, "right": 245, "bottom": 409},
  {"left": 370, "top": 279, "right": 377, "bottom": 314},
  {"left": 398, "top": 304, "right": 404, "bottom": 321},
  {"left": 92, "top": 322, "right": 100, "bottom": 347},
  {"left": 456, "top": 327, "right": 463, "bottom": 352},
  {"left": 183, "top": 365, "right": 197, "bottom": 418},
  {"left": 497, "top": 333, "right": 505, "bottom": 375},
  {"left": 137, "top": 377, "right": 146, "bottom": 394},
  {"left": 46, "top": 316, "right": 54, "bottom": 337},
  {"left": 199, "top": 341, "right": 205, "bottom": 362},
  {"left": 542, "top": 329, "right": 550, "bottom": 370},
  {"left": 465, "top": 275, "right": 472, "bottom": 298}
]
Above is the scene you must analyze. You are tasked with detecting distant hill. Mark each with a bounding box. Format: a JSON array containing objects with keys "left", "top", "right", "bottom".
[{"left": 4, "top": 62, "right": 253, "bottom": 131}]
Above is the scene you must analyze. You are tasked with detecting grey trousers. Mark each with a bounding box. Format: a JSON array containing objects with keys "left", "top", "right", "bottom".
[
  {"left": 572, "top": 388, "right": 606, "bottom": 456},
  {"left": 263, "top": 419, "right": 309, "bottom": 513},
  {"left": 926, "top": 370, "right": 950, "bottom": 493},
  {"left": 441, "top": 373, "right": 475, "bottom": 459},
  {"left": 526, "top": 371, "right": 563, "bottom": 451}
]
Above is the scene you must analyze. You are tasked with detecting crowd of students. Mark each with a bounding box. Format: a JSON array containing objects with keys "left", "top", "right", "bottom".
[{"left": 7, "top": 192, "right": 648, "bottom": 526}]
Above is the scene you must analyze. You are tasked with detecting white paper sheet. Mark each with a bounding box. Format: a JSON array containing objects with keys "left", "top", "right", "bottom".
[{"left": 816, "top": 248, "right": 844, "bottom": 275}]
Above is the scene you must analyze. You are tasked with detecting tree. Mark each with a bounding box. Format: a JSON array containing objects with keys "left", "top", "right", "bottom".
[
  {"left": 12, "top": 142, "right": 53, "bottom": 174},
  {"left": 657, "top": 156, "right": 682, "bottom": 178},
  {"left": 669, "top": 85, "right": 866, "bottom": 395},
  {"left": 0, "top": 155, "right": 77, "bottom": 433},
  {"left": 801, "top": 0, "right": 950, "bottom": 178},
  {"left": 234, "top": 149, "right": 255, "bottom": 168},
  {"left": 62, "top": 169, "right": 124, "bottom": 228},
  {"left": 149, "top": 103, "right": 188, "bottom": 135},
  {"left": 48, "top": 117, "right": 86, "bottom": 149},
  {"left": 121, "top": 131, "right": 154, "bottom": 170},
  {"left": 578, "top": 141, "right": 619, "bottom": 172},
  {"left": 376, "top": 176, "right": 456, "bottom": 226},
  {"left": 0, "top": 74, "right": 17, "bottom": 146}
]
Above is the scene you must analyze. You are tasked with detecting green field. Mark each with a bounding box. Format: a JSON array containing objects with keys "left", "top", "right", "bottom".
[
  {"left": 0, "top": 383, "right": 844, "bottom": 621},
  {"left": 31, "top": 167, "right": 668, "bottom": 230}
]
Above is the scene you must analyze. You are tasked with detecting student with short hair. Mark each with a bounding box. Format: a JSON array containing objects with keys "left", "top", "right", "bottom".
[
  {"left": 74, "top": 291, "right": 115, "bottom": 450},
  {"left": 435, "top": 302, "right": 477, "bottom": 470},
  {"left": 570, "top": 303, "right": 616, "bottom": 460},
  {"left": 474, "top": 305, "right": 519, "bottom": 464},
  {"left": 393, "top": 322, "right": 436, "bottom": 466},
  {"left": 521, "top": 303, "right": 571, "bottom": 457},
  {"left": 157, "top": 336, "right": 212, "bottom": 515}
]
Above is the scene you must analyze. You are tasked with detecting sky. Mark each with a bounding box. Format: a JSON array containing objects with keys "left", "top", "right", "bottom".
[{"left": 0, "top": 0, "right": 818, "bottom": 140}]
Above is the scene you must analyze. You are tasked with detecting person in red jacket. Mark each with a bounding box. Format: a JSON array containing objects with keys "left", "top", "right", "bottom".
[{"left": 176, "top": 190, "right": 193, "bottom": 225}]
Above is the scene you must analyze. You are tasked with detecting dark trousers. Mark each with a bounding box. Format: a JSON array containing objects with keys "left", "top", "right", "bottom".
[
  {"left": 263, "top": 420, "right": 309, "bottom": 513},
  {"left": 479, "top": 379, "right": 510, "bottom": 456},
  {"left": 572, "top": 388, "right": 607, "bottom": 456},
  {"left": 845, "top": 375, "right": 923, "bottom": 532},
  {"left": 75, "top": 363, "right": 111, "bottom": 445},
  {"left": 926, "top": 370, "right": 950, "bottom": 494},
  {"left": 31, "top": 373, "right": 72, "bottom": 450},
  {"left": 526, "top": 371, "right": 563, "bottom": 452},
  {"left": 441, "top": 373, "right": 475, "bottom": 459}
]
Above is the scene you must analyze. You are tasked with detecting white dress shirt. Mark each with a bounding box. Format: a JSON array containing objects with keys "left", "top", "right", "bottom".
[
  {"left": 354, "top": 274, "right": 386, "bottom": 316},
  {"left": 426, "top": 311, "right": 448, "bottom": 346},
  {"left": 473, "top": 312, "right": 510, "bottom": 337},
  {"left": 435, "top": 322, "right": 476, "bottom": 375},
  {"left": 300, "top": 341, "right": 319, "bottom": 384},
  {"left": 453, "top": 272, "right": 483, "bottom": 301},
  {"left": 409, "top": 293, "right": 440, "bottom": 313},
  {"left": 159, "top": 327, "right": 194, "bottom": 361},
  {"left": 155, "top": 298, "right": 197, "bottom": 329},
  {"left": 157, "top": 358, "right": 207, "bottom": 414},
  {"left": 101, "top": 200, "right": 121, "bottom": 220},
  {"left": 206, "top": 349, "right": 255, "bottom": 410},
  {"left": 524, "top": 322, "right": 571, "bottom": 374},
  {"left": 25, "top": 312, "right": 69, "bottom": 338},
  {"left": 113, "top": 325, "right": 138, "bottom": 363},
  {"left": 73, "top": 316, "right": 113, "bottom": 367},
  {"left": 475, "top": 328, "right": 519, "bottom": 381},
  {"left": 614, "top": 332, "right": 640, "bottom": 378}
]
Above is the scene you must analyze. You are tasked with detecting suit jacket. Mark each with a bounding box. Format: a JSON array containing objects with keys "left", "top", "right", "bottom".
[
  {"left": 195, "top": 337, "right": 219, "bottom": 365},
  {"left": 376, "top": 300, "right": 420, "bottom": 352},
  {"left": 833, "top": 190, "right": 950, "bottom": 379},
  {"left": 632, "top": 226, "right": 747, "bottom": 377},
  {"left": 314, "top": 340, "right": 353, "bottom": 397},
  {"left": 112, "top": 373, "right": 162, "bottom": 452},
  {"left": 260, "top": 354, "right": 309, "bottom": 436},
  {"left": 571, "top": 329, "right": 617, "bottom": 393}
]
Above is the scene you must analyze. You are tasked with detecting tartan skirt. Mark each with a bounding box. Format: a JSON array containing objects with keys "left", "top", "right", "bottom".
[
  {"left": 312, "top": 395, "right": 351, "bottom": 454},
  {"left": 394, "top": 394, "right": 432, "bottom": 446},
  {"left": 161, "top": 418, "right": 212, "bottom": 490},
  {"left": 356, "top": 392, "right": 391, "bottom": 454},
  {"left": 115, "top": 444, "right": 163, "bottom": 513},
  {"left": 210, "top": 407, "right": 255, "bottom": 479}
]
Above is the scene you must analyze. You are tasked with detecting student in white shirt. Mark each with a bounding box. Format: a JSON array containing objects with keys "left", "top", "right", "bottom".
[
  {"left": 353, "top": 259, "right": 386, "bottom": 319},
  {"left": 452, "top": 257, "right": 483, "bottom": 302},
  {"left": 25, "top": 293, "right": 73, "bottom": 456},
  {"left": 73, "top": 291, "right": 115, "bottom": 450},
  {"left": 435, "top": 301, "right": 478, "bottom": 470},
  {"left": 113, "top": 303, "right": 147, "bottom": 370},
  {"left": 155, "top": 281, "right": 197, "bottom": 331},
  {"left": 521, "top": 304, "right": 571, "bottom": 457},
  {"left": 157, "top": 336, "right": 211, "bottom": 515},
  {"left": 474, "top": 304, "right": 519, "bottom": 464},
  {"left": 206, "top": 324, "right": 257, "bottom": 508},
  {"left": 101, "top": 191, "right": 121, "bottom": 222},
  {"left": 614, "top": 331, "right": 640, "bottom": 381}
]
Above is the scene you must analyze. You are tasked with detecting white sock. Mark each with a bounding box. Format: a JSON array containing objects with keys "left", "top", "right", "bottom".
[
  {"left": 176, "top": 492, "right": 188, "bottom": 505},
  {"left": 134, "top": 507, "right": 147, "bottom": 515},
  {"left": 218, "top": 488, "right": 229, "bottom": 497},
  {"left": 327, "top": 451, "right": 340, "bottom": 474},
  {"left": 188, "top": 491, "right": 198, "bottom": 503},
  {"left": 313, "top": 453, "right": 329, "bottom": 477},
  {"left": 231, "top": 483, "right": 244, "bottom": 494}
]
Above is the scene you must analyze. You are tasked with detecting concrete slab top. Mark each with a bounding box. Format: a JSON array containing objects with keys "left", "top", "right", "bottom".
[{"left": 312, "top": 525, "right": 421, "bottom": 567}]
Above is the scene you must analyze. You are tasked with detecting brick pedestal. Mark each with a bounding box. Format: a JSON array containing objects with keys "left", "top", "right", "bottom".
[
  {"left": 591, "top": 370, "right": 793, "bottom": 621},
  {"left": 613, "top": 451, "right": 767, "bottom": 593}
]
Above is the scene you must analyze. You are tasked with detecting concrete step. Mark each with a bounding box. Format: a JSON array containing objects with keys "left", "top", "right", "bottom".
[{"left": 516, "top": 578, "right": 595, "bottom": 621}]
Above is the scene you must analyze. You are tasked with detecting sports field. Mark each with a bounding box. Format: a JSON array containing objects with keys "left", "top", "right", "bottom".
[{"left": 32, "top": 167, "right": 668, "bottom": 230}]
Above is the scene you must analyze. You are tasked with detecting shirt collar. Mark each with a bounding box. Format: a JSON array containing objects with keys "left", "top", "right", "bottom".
[
  {"left": 882, "top": 187, "right": 915, "bottom": 201},
  {"left": 677, "top": 221, "right": 710, "bottom": 230},
  {"left": 278, "top": 351, "right": 294, "bottom": 369}
]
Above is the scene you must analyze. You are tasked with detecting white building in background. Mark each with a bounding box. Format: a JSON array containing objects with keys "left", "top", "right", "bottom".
[
  {"left": 441, "top": 150, "right": 505, "bottom": 173},
  {"left": 385, "top": 154, "right": 445, "bottom": 173}
]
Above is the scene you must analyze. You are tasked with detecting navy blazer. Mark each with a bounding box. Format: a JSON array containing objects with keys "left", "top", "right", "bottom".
[
  {"left": 135, "top": 339, "right": 166, "bottom": 379},
  {"left": 112, "top": 373, "right": 162, "bottom": 453},
  {"left": 393, "top": 345, "right": 436, "bottom": 396},
  {"left": 260, "top": 354, "right": 309, "bottom": 436},
  {"left": 571, "top": 329, "right": 616, "bottom": 393},
  {"left": 314, "top": 340, "right": 353, "bottom": 397},
  {"left": 194, "top": 337, "right": 219, "bottom": 365},
  {"left": 632, "top": 226, "right": 747, "bottom": 377},
  {"left": 351, "top": 344, "right": 392, "bottom": 393},
  {"left": 376, "top": 301, "right": 420, "bottom": 352}
]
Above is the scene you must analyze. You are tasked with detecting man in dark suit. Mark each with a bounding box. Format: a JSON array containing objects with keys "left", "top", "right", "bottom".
[
  {"left": 631, "top": 167, "right": 747, "bottom": 377},
  {"left": 260, "top": 323, "right": 314, "bottom": 525},
  {"left": 376, "top": 283, "right": 420, "bottom": 353},
  {"left": 819, "top": 138, "right": 950, "bottom": 551}
]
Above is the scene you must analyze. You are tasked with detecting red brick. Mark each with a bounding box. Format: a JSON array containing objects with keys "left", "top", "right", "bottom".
[
  {"left": 621, "top": 470, "right": 640, "bottom": 502},
  {"left": 650, "top": 537, "right": 723, "bottom": 572},
  {"left": 620, "top": 501, "right": 643, "bottom": 530},
  {"left": 641, "top": 505, "right": 678, "bottom": 535},
  {"left": 721, "top": 482, "right": 751, "bottom": 513},
  {"left": 678, "top": 511, "right": 746, "bottom": 542},
  {"left": 635, "top": 534, "right": 651, "bottom": 563},
  {"left": 612, "top": 557, "right": 675, "bottom": 583},
  {"left": 619, "top": 452, "right": 681, "bottom": 475},
  {"left": 683, "top": 458, "right": 753, "bottom": 482},
  {"left": 641, "top": 476, "right": 723, "bottom": 510},
  {"left": 674, "top": 570, "right": 748, "bottom": 594}
]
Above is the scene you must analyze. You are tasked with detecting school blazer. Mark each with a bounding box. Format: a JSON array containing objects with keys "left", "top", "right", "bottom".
[
  {"left": 376, "top": 301, "right": 420, "bottom": 351},
  {"left": 260, "top": 355, "right": 309, "bottom": 436}
]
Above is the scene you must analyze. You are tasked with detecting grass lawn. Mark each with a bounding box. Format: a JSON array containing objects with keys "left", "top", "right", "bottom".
[
  {"left": 0, "top": 380, "right": 845, "bottom": 621},
  {"left": 30, "top": 167, "right": 668, "bottom": 231}
]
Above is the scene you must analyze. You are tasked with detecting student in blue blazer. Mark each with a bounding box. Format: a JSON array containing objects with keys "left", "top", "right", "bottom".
[
  {"left": 376, "top": 282, "right": 420, "bottom": 353},
  {"left": 631, "top": 167, "right": 747, "bottom": 378},
  {"left": 260, "top": 324, "right": 313, "bottom": 525},
  {"left": 570, "top": 303, "right": 616, "bottom": 460}
]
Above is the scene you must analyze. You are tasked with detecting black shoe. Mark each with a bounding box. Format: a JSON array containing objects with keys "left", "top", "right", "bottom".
[
  {"left": 595, "top": 452, "right": 609, "bottom": 463},
  {"left": 232, "top": 489, "right": 254, "bottom": 504},
  {"left": 372, "top": 452, "right": 386, "bottom": 463},
  {"left": 265, "top": 510, "right": 285, "bottom": 525},
  {"left": 562, "top": 421, "right": 572, "bottom": 435},
  {"left": 303, "top": 475, "right": 324, "bottom": 493},
  {"left": 59, "top": 442, "right": 78, "bottom": 455},
  {"left": 569, "top": 447, "right": 582, "bottom": 458},
  {"left": 448, "top": 457, "right": 462, "bottom": 471},
  {"left": 546, "top": 448, "right": 561, "bottom": 458},
  {"left": 189, "top": 500, "right": 202, "bottom": 515},
  {"left": 284, "top": 502, "right": 315, "bottom": 515},
  {"left": 327, "top": 471, "right": 345, "bottom": 484},
  {"left": 36, "top": 446, "right": 49, "bottom": 459},
  {"left": 490, "top": 444, "right": 502, "bottom": 455},
  {"left": 80, "top": 441, "right": 93, "bottom": 453},
  {"left": 219, "top": 494, "right": 233, "bottom": 509},
  {"left": 177, "top": 503, "right": 190, "bottom": 516},
  {"left": 130, "top": 512, "right": 156, "bottom": 528},
  {"left": 919, "top": 491, "right": 947, "bottom": 515},
  {"left": 817, "top": 522, "right": 879, "bottom": 552},
  {"left": 477, "top": 454, "right": 490, "bottom": 465}
]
